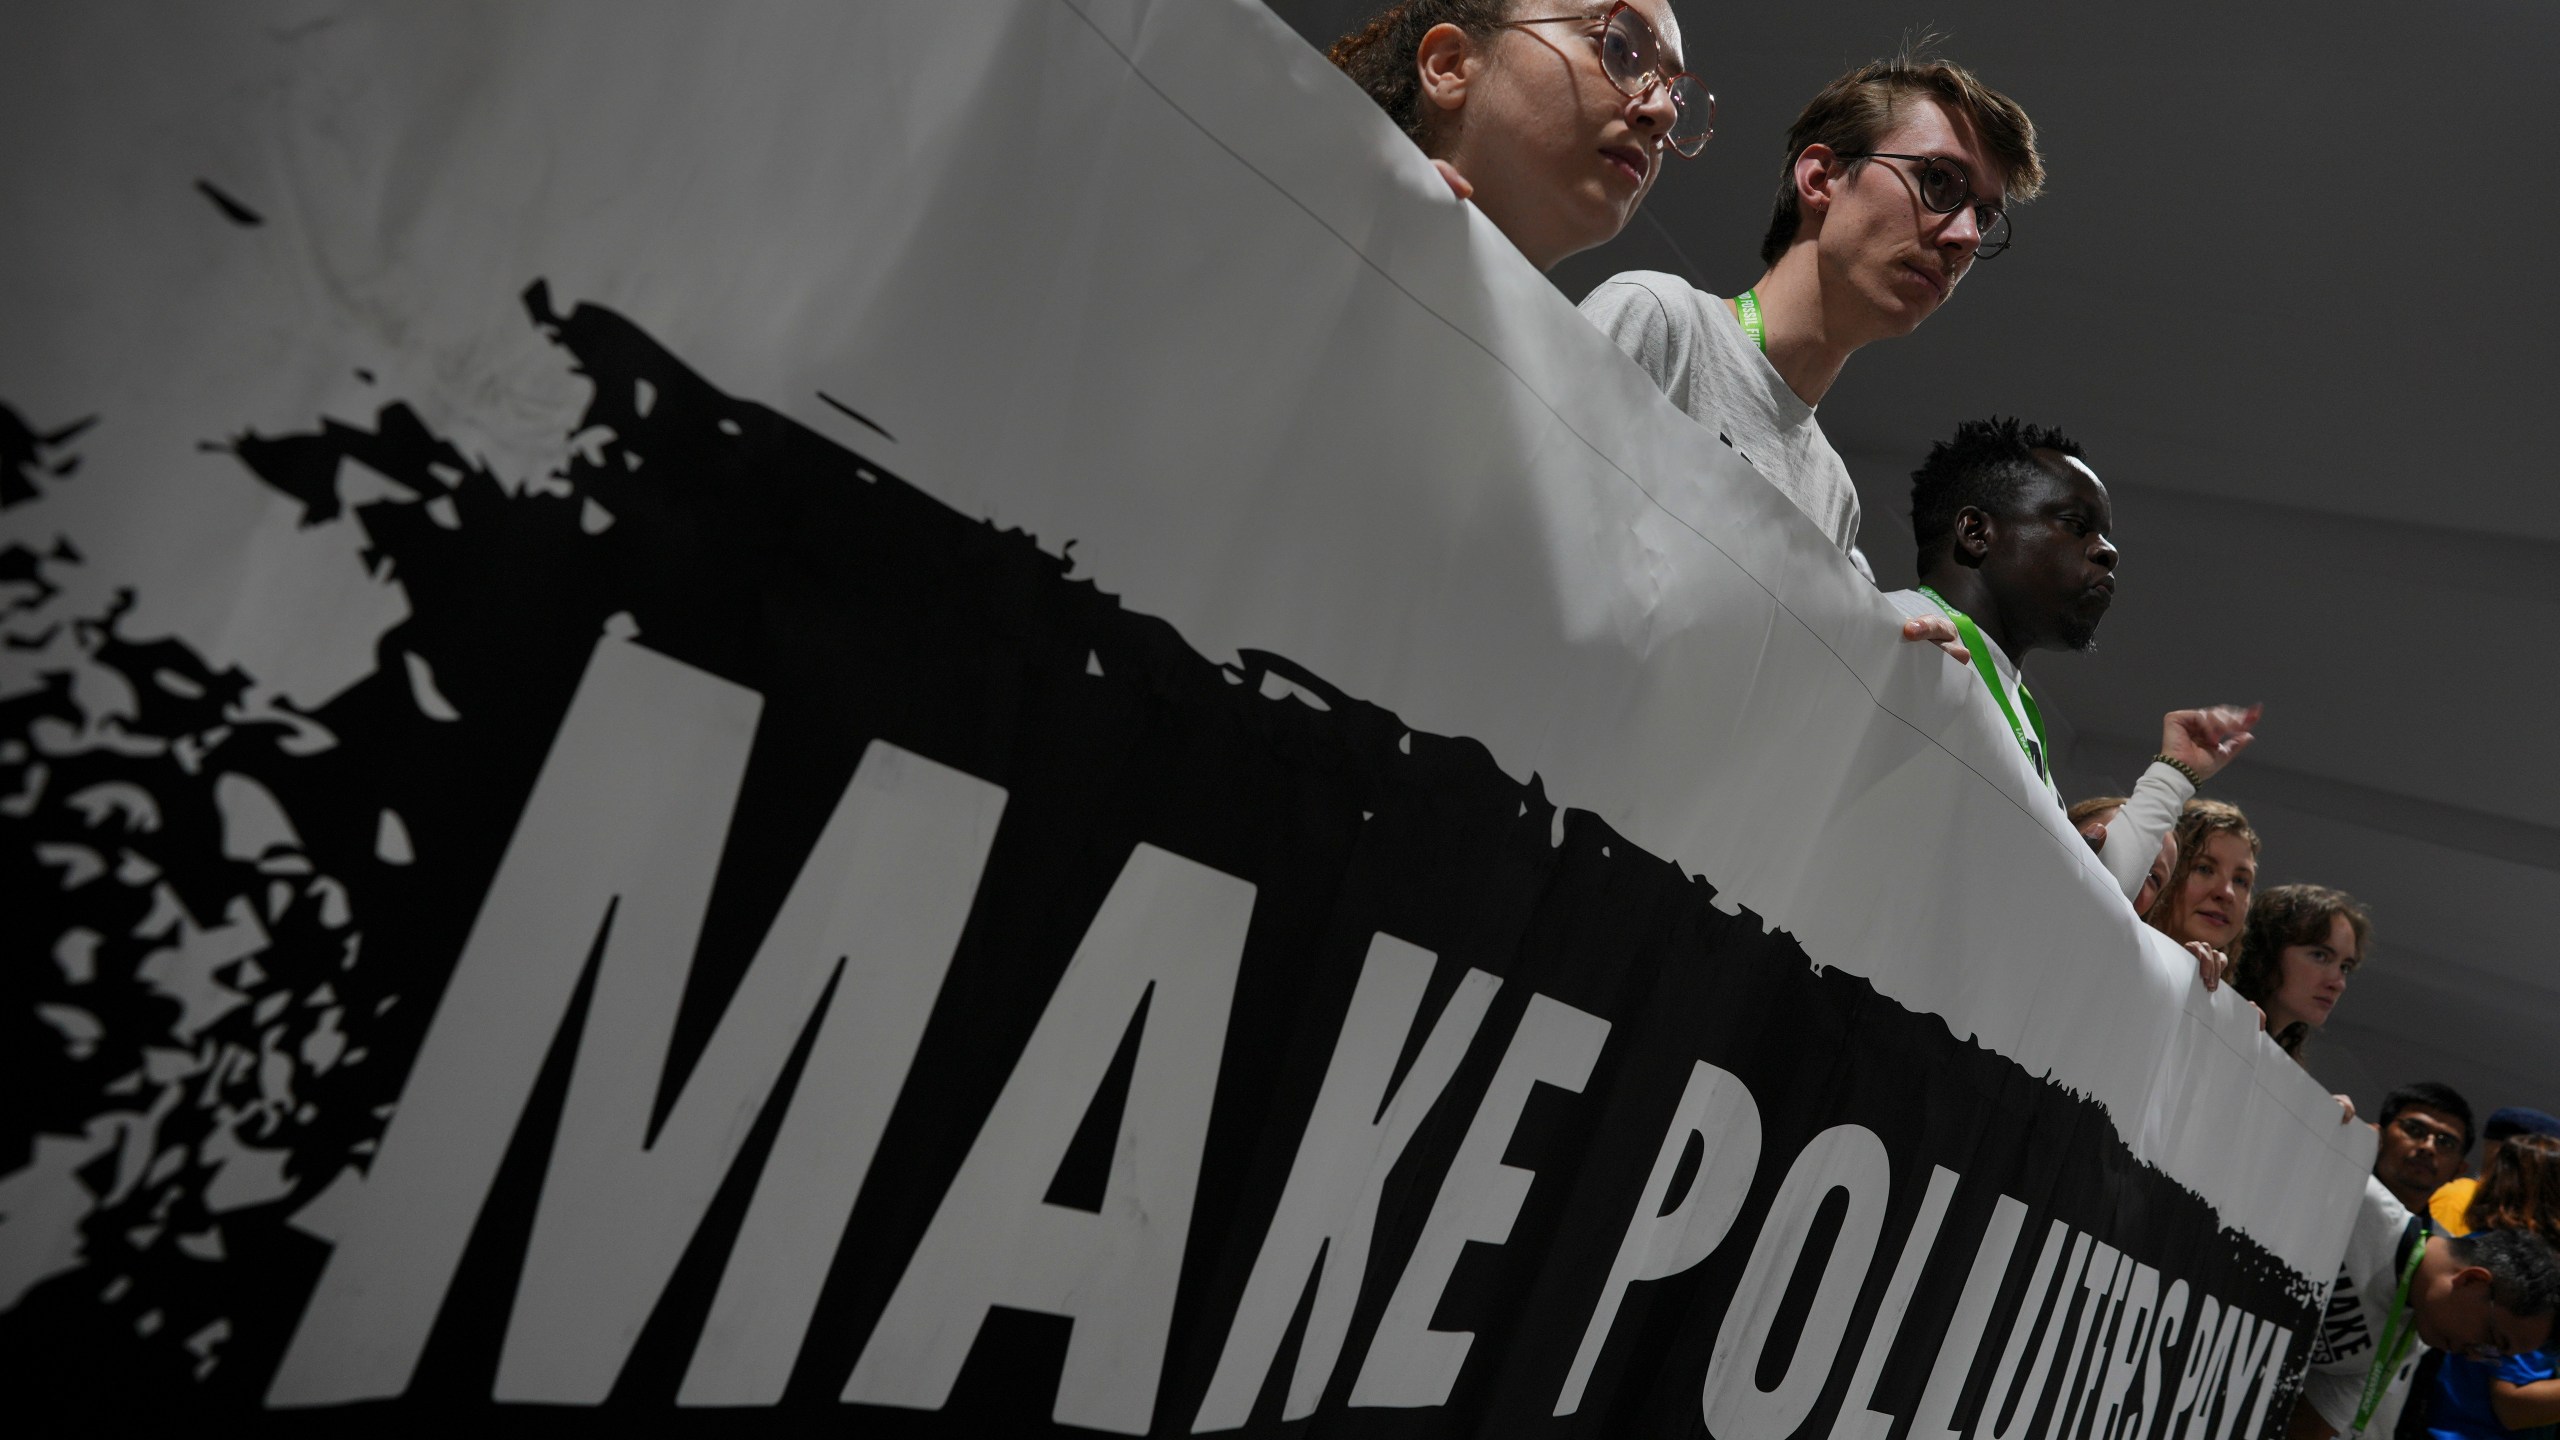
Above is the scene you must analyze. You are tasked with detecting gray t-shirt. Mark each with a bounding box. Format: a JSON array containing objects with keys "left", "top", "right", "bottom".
[{"left": 1579, "top": 271, "right": 1862, "bottom": 555}]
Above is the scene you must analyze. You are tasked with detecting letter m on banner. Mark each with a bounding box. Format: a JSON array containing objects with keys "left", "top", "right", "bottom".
[{"left": 267, "top": 631, "right": 1008, "bottom": 1406}]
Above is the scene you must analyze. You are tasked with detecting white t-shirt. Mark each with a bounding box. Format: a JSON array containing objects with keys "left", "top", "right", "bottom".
[
  {"left": 2304, "top": 1176, "right": 2432, "bottom": 1435},
  {"left": 1578, "top": 272, "right": 1863, "bottom": 555},
  {"left": 1882, "top": 588, "right": 2194, "bottom": 903}
]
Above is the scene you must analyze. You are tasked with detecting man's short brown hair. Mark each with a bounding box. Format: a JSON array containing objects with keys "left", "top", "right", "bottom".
[{"left": 1759, "top": 46, "right": 2044, "bottom": 266}]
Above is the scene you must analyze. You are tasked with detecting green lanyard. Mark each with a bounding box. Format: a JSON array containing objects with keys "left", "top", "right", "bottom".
[
  {"left": 1918, "top": 586, "right": 2051, "bottom": 786},
  {"left": 1736, "top": 289, "right": 1766, "bottom": 353},
  {"left": 2350, "top": 1224, "right": 2432, "bottom": 1437}
]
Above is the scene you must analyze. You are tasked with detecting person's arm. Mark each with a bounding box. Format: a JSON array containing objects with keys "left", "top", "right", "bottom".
[
  {"left": 1899, "top": 613, "right": 1968, "bottom": 663},
  {"left": 2097, "top": 706, "right": 2262, "bottom": 899},
  {"left": 2491, "top": 1378, "right": 2560, "bottom": 1430},
  {"left": 2099, "top": 762, "right": 2195, "bottom": 899},
  {"left": 2293, "top": 1354, "right": 2363, "bottom": 1440},
  {"left": 2286, "top": 1392, "right": 2339, "bottom": 1440}
]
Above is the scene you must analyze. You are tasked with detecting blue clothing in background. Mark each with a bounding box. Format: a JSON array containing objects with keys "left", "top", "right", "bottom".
[{"left": 2432, "top": 1350, "right": 2557, "bottom": 1440}]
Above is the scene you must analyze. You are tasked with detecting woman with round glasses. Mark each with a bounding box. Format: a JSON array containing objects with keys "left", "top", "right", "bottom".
[{"left": 1328, "top": 0, "right": 1709, "bottom": 272}]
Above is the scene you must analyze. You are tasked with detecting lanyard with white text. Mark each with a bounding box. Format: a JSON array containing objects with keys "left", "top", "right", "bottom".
[
  {"left": 1736, "top": 289, "right": 1766, "bottom": 354},
  {"left": 2350, "top": 1223, "right": 2431, "bottom": 1438},
  {"left": 1918, "top": 585, "right": 2050, "bottom": 785}
]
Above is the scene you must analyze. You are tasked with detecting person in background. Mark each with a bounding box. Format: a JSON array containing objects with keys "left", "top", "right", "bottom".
[
  {"left": 1328, "top": 0, "right": 1708, "bottom": 273},
  {"left": 2131, "top": 826, "right": 2175, "bottom": 915},
  {"left": 2292, "top": 1171, "right": 2560, "bottom": 1440},
  {"left": 2144, "top": 798, "right": 2257, "bottom": 957},
  {"left": 2067, "top": 795, "right": 2120, "bottom": 845},
  {"left": 1579, "top": 44, "right": 2040, "bottom": 583},
  {"left": 2231, "top": 883, "right": 2370, "bottom": 1058},
  {"left": 2072, "top": 794, "right": 2219, "bottom": 985},
  {"left": 2155, "top": 863, "right": 2359, "bottom": 1123},
  {"left": 1886, "top": 419, "right": 2256, "bottom": 933},
  {"left": 2425, "top": 1135, "right": 2560, "bottom": 1440},
  {"left": 2440, "top": 1112, "right": 2560, "bottom": 1235},
  {"left": 2374, "top": 1083, "right": 2482, "bottom": 1215}
]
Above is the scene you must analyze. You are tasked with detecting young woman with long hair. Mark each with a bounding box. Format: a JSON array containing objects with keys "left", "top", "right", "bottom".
[
  {"left": 2143, "top": 798, "right": 2257, "bottom": 954},
  {"left": 2073, "top": 792, "right": 2223, "bottom": 989}
]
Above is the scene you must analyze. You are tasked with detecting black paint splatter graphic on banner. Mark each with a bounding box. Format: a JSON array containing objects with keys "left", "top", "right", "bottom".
[
  {"left": 1, "top": 291, "right": 2318, "bottom": 1435},
  {"left": 0, "top": 403, "right": 380, "bottom": 1396}
]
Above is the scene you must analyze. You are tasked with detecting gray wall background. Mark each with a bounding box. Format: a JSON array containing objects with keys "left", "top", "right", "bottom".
[{"left": 1266, "top": 0, "right": 2557, "bottom": 1125}]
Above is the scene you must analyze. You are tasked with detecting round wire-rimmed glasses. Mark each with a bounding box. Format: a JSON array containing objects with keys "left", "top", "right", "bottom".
[
  {"left": 1836, "top": 150, "right": 2013, "bottom": 257},
  {"left": 1501, "top": 2, "right": 1715, "bottom": 157}
]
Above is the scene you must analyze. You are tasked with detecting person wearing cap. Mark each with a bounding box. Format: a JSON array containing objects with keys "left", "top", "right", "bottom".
[{"left": 2436, "top": 1109, "right": 2560, "bottom": 1236}]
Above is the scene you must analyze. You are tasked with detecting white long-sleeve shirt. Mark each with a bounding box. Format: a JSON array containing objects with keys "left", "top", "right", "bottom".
[{"left": 1883, "top": 589, "right": 2193, "bottom": 903}]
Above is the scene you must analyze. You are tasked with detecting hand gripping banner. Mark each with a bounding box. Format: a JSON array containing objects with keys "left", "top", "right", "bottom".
[{"left": 0, "top": 2, "right": 2369, "bottom": 1434}]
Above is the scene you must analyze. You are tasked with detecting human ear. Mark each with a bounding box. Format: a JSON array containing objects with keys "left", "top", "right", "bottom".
[
  {"left": 1953, "top": 505, "right": 1995, "bottom": 565},
  {"left": 1415, "top": 22, "right": 1477, "bottom": 117},
  {"left": 1794, "top": 144, "right": 1841, "bottom": 219}
]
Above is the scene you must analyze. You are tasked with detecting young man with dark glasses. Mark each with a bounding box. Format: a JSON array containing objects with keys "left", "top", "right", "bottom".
[{"left": 1580, "top": 47, "right": 2040, "bottom": 579}]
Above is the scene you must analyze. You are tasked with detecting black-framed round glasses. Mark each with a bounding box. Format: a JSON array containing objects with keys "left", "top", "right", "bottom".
[
  {"left": 1502, "top": 2, "right": 1715, "bottom": 158},
  {"left": 1837, "top": 151, "right": 2013, "bottom": 257}
]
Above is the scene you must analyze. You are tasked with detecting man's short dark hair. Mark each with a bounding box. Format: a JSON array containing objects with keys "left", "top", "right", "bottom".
[
  {"left": 1758, "top": 45, "right": 2046, "bottom": 267},
  {"left": 1908, "top": 417, "right": 2086, "bottom": 576},
  {"left": 2448, "top": 1229, "right": 2560, "bottom": 1318},
  {"left": 2383, "top": 1081, "right": 2476, "bottom": 1152}
]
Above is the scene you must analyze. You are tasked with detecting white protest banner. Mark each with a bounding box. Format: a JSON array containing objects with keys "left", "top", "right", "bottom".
[{"left": 0, "top": 2, "right": 2367, "bottom": 1433}]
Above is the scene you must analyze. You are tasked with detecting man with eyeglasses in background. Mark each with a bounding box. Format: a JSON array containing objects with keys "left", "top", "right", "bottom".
[
  {"left": 2292, "top": 1079, "right": 2552, "bottom": 1440},
  {"left": 1579, "top": 46, "right": 2039, "bottom": 615},
  {"left": 2291, "top": 1082, "right": 2481, "bottom": 1440},
  {"left": 2379, "top": 1083, "right": 2481, "bottom": 1214}
]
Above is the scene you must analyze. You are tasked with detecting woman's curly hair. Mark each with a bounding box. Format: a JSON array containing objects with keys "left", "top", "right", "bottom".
[
  {"left": 1328, "top": 0, "right": 1514, "bottom": 150},
  {"left": 2470, "top": 1133, "right": 2560, "bottom": 1244}
]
